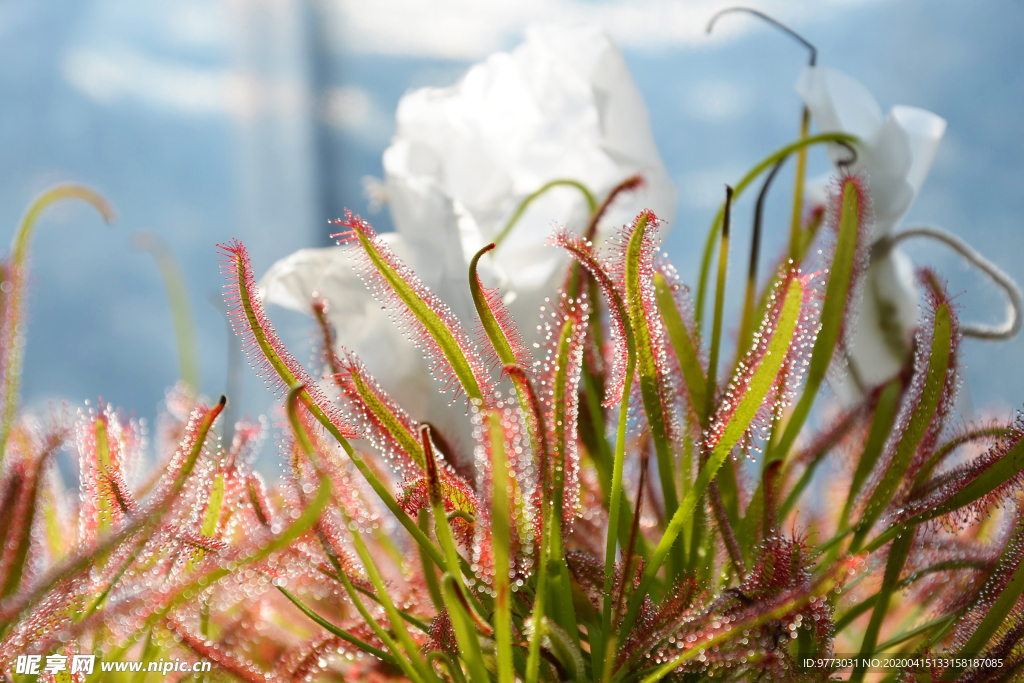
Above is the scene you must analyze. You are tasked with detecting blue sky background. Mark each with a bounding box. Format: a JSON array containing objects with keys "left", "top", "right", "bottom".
[{"left": 0, "top": 0, "right": 1021, "bottom": 440}]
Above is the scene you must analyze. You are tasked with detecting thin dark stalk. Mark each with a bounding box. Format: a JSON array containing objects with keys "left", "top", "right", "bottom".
[
  {"left": 704, "top": 185, "right": 733, "bottom": 422},
  {"left": 710, "top": 480, "right": 746, "bottom": 581},
  {"left": 312, "top": 297, "right": 344, "bottom": 377},
  {"left": 706, "top": 7, "right": 817, "bottom": 66},
  {"left": 584, "top": 174, "right": 644, "bottom": 243},
  {"left": 738, "top": 159, "right": 785, "bottom": 353},
  {"left": 606, "top": 449, "right": 650, "bottom": 682}
]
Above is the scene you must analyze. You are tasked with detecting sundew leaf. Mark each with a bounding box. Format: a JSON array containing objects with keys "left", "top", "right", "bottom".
[
  {"left": 0, "top": 398, "right": 225, "bottom": 630},
  {"left": 472, "top": 239, "right": 560, "bottom": 511},
  {"left": 707, "top": 268, "right": 818, "bottom": 470},
  {"left": 333, "top": 352, "right": 480, "bottom": 545},
  {"left": 335, "top": 352, "right": 425, "bottom": 472},
  {"left": 218, "top": 239, "right": 446, "bottom": 569},
  {"left": 129, "top": 472, "right": 333, "bottom": 670},
  {"left": 246, "top": 472, "right": 271, "bottom": 528},
  {"left": 654, "top": 272, "right": 705, "bottom": 419},
  {"left": 618, "top": 211, "right": 680, "bottom": 520},
  {"left": 913, "top": 424, "right": 1012, "bottom": 492},
  {"left": 507, "top": 363, "right": 549, "bottom": 498},
  {"left": 0, "top": 435, "right": 60, "bottom": 598},
  {"left": 833, "top": 552, "right": 993, "bottom": 636},
  {"left": 615, "top": 569, "right": 702, "bottom": 671},
  {"left": 515, "top": 303, "right": 585, "bottom": 680},
  {"left": 852, "top": 302, "right": 954, "bottom": 551},
  {"left": 552, "top": 222, "right": 641, "bottom": 661},
  {"left": 944, "top": 517, "right": 1024, "bottom": 680},
  {"left": 771, "top": 174, "right": 871, "bottom": 464},
  {"left": 550, "top": 225, "right": 634, "bottom": 408},
  {"left": 472, "top": 397, "right": 535, "bottom": 583},
  {"left": 334, "top": 212, "right": 492, "bottom": 405},
  {"left": 549, "top": 318, "right": 579, "bottom": 516},
  {"left": 532, "top": 293, "right": 588, "bottom": 525},
  {"left": 399, "top": 474, "right": 479, "bottom": 548},
  {"left": 638, "top": 556, "right": 858, "bottom": 683},
  {"left": 219, "top": 240, "right": 356, "bottom": 442},
  {"left": 538, "top": 315, "right": 584, "bottom": 645},
  {"left": 186, "top": 471, "right": 224, "bottom": 569},
  {"left": 620, "top": 271, "right": 811, "bottom": 641},
  {"left": 76, "top": 408, "right": 134, "bottom": 544},
  {"left": 166, "top": 615, "right": 275, "bottom": 683},
  {"left": 900, "top": 417, "right": 1024, "bottom": 527}
]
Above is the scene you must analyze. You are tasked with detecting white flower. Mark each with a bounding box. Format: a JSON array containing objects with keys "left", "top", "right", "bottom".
[
  {"left": 796, "top": 66, "right": 946, "bottom": 390},
  {"left": 259, "top": 24, "right": 675, "bottom": 454}
]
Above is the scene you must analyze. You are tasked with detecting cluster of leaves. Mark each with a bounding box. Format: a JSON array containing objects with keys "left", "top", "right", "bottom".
[{"left": 2, "top": 134, "right": 1024, "bottom": 683}]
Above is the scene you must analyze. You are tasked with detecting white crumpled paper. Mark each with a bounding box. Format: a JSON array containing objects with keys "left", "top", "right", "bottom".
[{"left": 259, "top": 24, "right": 676, "bottom": 455}]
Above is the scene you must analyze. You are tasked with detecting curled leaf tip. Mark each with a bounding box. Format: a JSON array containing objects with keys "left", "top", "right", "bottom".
[{"left": 470, "top": 242, "right": 531, "bottom": 374}]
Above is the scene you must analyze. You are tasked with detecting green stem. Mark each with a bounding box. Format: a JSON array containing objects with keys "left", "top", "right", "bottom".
[
  {"left": 276, "top": 586, "right": 396, "bottom": 665},
  {"left": 347, "top": 506, "right": 435, "bottom": 683},
  {"left": 131, "top": 231, "right": 200, "bottom": 392},
  {"left": 0, "top": 184, "right": 114, "bottom": 461},
  {"left": 418, "top": 510, "right": 445, "bottom": 610},
  {"left": 599, "top": 358, "right": 636, "bottom": 678},
  {"left": 494, "top": 180, "right": 597, "bottom": 248},
  {"left": 423, "top": 426, "right": 490, "bottom": 683},
  {"left": 525, "top": 503, "right": 554, "bottom": 683},
  {"left": 704, "top": 186, "right": 732, "bottom": 422},
  {"left": 487, "top": 411, "right": 515, "bottom": 683}
]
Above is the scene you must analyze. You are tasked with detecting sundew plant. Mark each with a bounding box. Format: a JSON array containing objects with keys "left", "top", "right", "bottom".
[{"left": 3, "top": 11, "right": 1024, "bottom": 683}]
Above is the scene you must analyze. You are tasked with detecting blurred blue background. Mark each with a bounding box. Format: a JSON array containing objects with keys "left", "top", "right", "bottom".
[{"left": 1, "top": 0, "right": 1021, "bottom": 432}]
